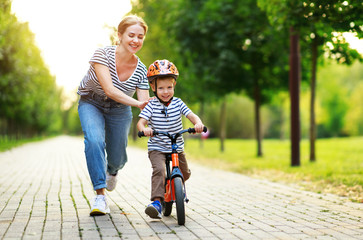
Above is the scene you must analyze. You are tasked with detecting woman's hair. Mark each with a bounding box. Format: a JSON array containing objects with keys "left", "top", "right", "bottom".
[{"left": 118, "top": 15, "right": 148, "bottom": 35}]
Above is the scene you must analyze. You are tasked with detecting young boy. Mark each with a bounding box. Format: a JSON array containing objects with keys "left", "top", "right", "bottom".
[{"left": 137, "top": 59, "right": 205, "bottom": 219}]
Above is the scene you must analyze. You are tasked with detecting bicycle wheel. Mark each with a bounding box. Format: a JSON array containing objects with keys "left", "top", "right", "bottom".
[
  {"left": 163, "top": 201, "right": 173, "bottom": 216},
  {"left": 173, "top": 177, "right": 185, "bottom": 225}
]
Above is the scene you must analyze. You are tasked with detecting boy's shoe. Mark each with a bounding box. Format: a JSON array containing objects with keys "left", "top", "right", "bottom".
[
  {"left": 90, "top": 195, "right": 110, "bottom": 216},
  {"left": 106, "top": 172, "right": 118, "bottom": 191},
  {"left": 145, "top": 200, "right": 162, "bottom": 219}
]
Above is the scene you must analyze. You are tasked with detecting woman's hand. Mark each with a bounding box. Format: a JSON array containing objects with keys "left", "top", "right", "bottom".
[
  {"left": 136, "top": 89, "right": 151, "bottom": 110},
  {"left": 138, "top": 100, "right": 149, "bottom": 110}
]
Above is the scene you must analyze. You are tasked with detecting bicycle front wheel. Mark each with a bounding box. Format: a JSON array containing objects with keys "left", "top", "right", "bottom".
[{"left": 173, "top": 177, "right": 185, "bottom": 225}]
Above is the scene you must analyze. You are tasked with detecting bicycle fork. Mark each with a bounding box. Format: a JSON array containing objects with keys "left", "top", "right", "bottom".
[{"left": 164, "top": 153, "right": 188, "bottom": 203}]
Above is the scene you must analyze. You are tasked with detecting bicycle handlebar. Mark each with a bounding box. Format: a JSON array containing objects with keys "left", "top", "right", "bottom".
[{"left": 138, "top": 126, "right": 208, "bottom": 138}]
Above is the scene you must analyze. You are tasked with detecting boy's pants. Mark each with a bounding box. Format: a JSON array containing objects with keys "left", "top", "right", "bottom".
[{"left": 148, "top": 150, "right": 191, "bottom": 201}]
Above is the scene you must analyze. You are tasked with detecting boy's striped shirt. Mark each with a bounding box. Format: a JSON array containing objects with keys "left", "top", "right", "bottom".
[{"left": 139, "top": 98, "right": 192, "bottom": 153}]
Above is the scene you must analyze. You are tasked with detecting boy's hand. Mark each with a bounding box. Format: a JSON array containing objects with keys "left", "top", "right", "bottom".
[
  {"left": 143, "top": 127, "right": 154, "bottom": 137},
  {"left": 194, "top": 123, "right": 204, "bottom": 133}
]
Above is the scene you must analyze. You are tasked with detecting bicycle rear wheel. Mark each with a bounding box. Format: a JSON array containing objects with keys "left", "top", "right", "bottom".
[
  {"left": 173, "top": 177, "right": 185, "bottom": 225},
  {"left": 163, "top": 201, "right": 173, "bottom": 216}
]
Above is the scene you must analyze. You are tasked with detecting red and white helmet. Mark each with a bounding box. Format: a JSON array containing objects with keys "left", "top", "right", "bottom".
[{"left": 147, "top": 59, "right": 179, "bottom": 82}]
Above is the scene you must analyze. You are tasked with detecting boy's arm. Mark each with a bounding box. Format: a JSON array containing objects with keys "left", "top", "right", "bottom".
[
  {"left": 186, "top": 112, "right": 204, "bottom": 133},
  {"left": 137, "top": 118, "right": 154, "bottom": 136}
]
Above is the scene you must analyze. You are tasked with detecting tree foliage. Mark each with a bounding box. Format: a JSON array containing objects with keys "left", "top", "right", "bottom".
[
  {"left": 0, "top": 0, "right": 63, "bottom": 138},
  {"left": 130, "top": 0, "right": 179, "bottom": 66},
  {"left": 171, "top": 0, "right": 251, "bottom": 102}
]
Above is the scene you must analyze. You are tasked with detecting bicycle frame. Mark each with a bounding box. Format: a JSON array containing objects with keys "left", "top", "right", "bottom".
[
  {"left": 164, "top": 138, "right": 187, "bottom": 203},
  {"left": 139, "top": 128, "right": 207, "bottom": 196},
  {"left": 138, "top": 127, "right": 207, "bottom": 225},
  {"left": 153, "top": 129, "right": 191, "bottom": 202}
]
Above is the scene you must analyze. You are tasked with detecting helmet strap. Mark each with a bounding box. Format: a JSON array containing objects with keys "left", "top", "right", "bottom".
[{"left": 153, "top": 91, "right": 172, "bottom": 106}]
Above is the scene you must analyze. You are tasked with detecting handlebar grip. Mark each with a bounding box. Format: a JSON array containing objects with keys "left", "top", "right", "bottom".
[
  {"left": 138, "top": 130, "right": 159, "bottom": 137},
  {"left": 188, "top": 126, "right": 208, "bottom": 133}
]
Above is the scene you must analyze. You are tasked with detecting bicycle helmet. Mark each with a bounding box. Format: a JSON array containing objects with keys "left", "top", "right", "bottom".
[
  {"left": 147, "top": 60, "right": 179, "bottom": 106},
  {"left": 147, "top": 59, "right": 179, "bottom": 82}
]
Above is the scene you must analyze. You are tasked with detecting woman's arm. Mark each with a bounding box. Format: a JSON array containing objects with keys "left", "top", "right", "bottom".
[
  {"left": 136, "top": 88, "right": 150, "bottom": 102},
  {"left": 94, "top": 63, "right": 148, "bottom": 109}
]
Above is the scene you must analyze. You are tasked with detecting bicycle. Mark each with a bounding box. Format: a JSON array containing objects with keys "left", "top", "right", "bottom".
[{"left": 138, "top": 126, "right": 207, "bottom": 225}]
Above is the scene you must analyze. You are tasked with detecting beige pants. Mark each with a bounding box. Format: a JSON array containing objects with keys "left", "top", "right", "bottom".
[{"left": 148, "top": 150, "right": 191, "bottom": 201}]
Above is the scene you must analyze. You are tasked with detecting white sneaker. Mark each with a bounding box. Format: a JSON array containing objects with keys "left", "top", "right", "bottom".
[
  {"left": 90, "top": 195, "right": 110, "bottom": 216},
  {"left": 106, "top": 172, "right": 118, "bottom": 191}
]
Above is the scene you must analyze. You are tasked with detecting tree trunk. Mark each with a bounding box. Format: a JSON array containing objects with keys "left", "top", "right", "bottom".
[
  {"left": 254, "top": 79, "right": 263, "bottom": 157},
  {"left": 289, "top": 26, "right": 301, "bottom": 167},
  {"left": 309, "top": 38, "right": 318, "bottom": 162},
  {"left": 219, "top": 98, "right": 227, "bottom": 152},
  {"left": 0, "top": 118, "right": 6, "bottom": 136},
  {"left": 199, "top": 102, "right": 205, "bottom": 149}
]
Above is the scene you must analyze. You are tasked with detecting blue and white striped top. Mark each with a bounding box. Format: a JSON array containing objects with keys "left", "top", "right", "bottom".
[
  {"left": 139, "top": 98, "right": 192, "bottom": 153},
  {"left": 77, "top": 46, "right": 149, "bottom": 97}
]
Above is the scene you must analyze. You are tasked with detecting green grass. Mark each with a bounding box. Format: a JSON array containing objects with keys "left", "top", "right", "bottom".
[
  {"left": 0, "top": 135, "right": 48, "bottom": 152},
  {"left": 130, "top": 136, "right": 363, "bottom": 202}
]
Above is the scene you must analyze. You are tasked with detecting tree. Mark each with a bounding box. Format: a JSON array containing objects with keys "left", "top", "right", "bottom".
[
  {"left": 171, "top": 0, "right": 291, "bottom": 154},
  {"left": 131, "top": 0, "right": 291, "bottom": 155},
  {"left": 258, "top": 0, "right": 306, "bottom": 166},
  {"left": 301, "top": 1, "right": 362, "bottom": 161},
  {"left": 132, "top": 0, "right": 250, "bottom": 151},
  {"left": 129, "top": 0, "right": 180, "bottom": 140},
  {"left": 234, "top": 2, "right": 289, "bottom": 156},
  {"left": 0, "top": 0, "right": 63, "bottom": 138},
  {"left": 171, "top": 0, "right": 251, "bottom": 151},
  {"left": 259, "top": 0, "right": 362, "bottom": 163}
]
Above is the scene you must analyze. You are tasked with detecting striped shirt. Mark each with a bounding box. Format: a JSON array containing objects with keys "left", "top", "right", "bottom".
[
  {"left": 139, "top": 98, "right": 192, "bottom": 153},
  {"left": 77, "top": 46, "right": 149, "bottom": 97}
]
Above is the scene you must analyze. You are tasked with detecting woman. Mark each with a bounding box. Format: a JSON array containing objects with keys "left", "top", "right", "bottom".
[{"left": 77, "top": 15, "right": 149, "bottom": 216}]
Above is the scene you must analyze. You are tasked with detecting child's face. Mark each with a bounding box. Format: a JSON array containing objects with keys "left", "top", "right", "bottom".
[{"left": 152, "top": 77, "right": 175, "bottom": 102}]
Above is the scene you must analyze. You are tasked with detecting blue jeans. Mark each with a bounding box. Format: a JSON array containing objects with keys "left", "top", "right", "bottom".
[{"left": 78, "top": 97, "right": 132, "bottom": 190}]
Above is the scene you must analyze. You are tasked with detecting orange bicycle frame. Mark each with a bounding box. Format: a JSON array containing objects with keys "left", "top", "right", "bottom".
[{"left": 164, "top": 152, "right": 182, "bottom": 202}]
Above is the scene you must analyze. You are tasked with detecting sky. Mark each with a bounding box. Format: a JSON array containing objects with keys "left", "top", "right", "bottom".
[{"left": 11, "top": 0, "right": 132, "bottom": 101}]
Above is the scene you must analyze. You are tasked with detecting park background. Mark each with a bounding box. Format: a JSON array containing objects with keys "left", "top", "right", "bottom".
[{"left": 1, "top": 0, "right": 362, "bottom": 202}]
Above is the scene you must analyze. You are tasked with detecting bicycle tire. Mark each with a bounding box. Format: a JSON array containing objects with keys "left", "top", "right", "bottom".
[
  {"left": 174, "top": 177, "right": 185, "bottom": 225},
  {"left": 163, "top": 201, "right": 173, "bottom": 216}
]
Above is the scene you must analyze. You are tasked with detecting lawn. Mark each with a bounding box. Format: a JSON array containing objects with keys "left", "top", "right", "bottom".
[
  {"left": 130, "top": 136, "right": 363, "bottom": 203},
  {"left": 0, "top": 135, "right": 47, "bottom": 152}
]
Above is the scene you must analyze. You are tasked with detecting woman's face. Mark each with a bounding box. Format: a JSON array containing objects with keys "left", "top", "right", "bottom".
[{"left": 119, "top": 24, "right": 145, "bottom": 54}]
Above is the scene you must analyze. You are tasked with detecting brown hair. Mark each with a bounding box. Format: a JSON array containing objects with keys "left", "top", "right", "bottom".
[
  {"left": 150, "top": 76, "right": 176, "bottom": 90},
  {"left": 118, "top": 15, "right": 148, "bottom": 35}
]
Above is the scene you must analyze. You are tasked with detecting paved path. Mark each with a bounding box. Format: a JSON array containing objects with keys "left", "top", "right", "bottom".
[{"left": 0, "top": 136, "right": 362, "bottom": 240}]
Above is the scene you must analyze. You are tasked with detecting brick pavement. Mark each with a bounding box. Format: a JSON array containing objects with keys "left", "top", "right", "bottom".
[{"left": 0, "top": 136, "right": 362, "bottom": 240}]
